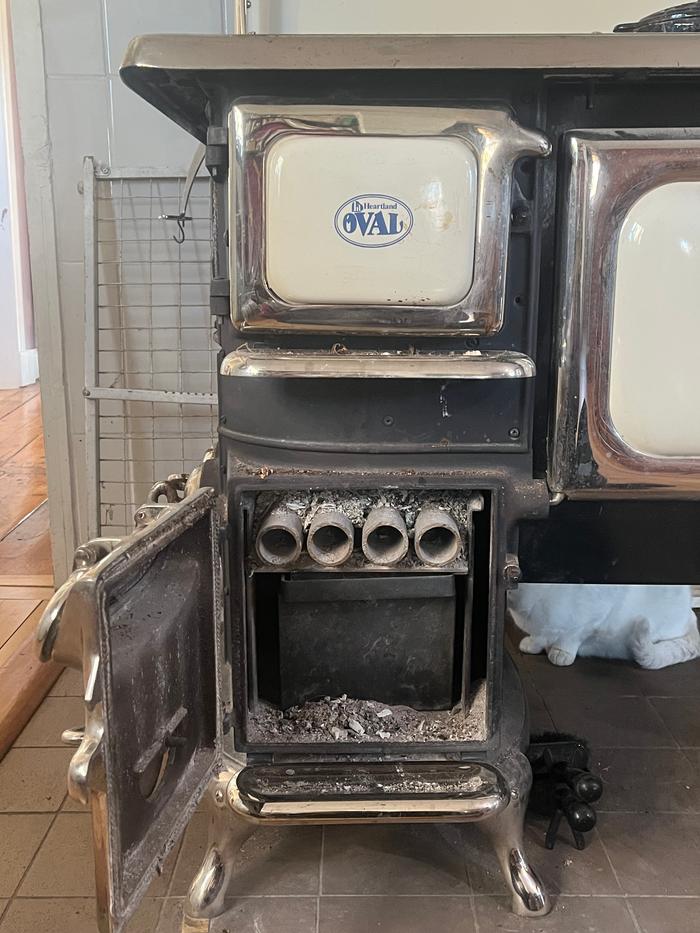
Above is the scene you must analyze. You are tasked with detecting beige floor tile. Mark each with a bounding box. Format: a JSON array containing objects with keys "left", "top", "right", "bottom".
[
  {"left": 529, "top": 704, "right": 557, "bottom": 735},
  {"left": 156, "top": 898, "right": 183, "bottom": 933},
  {"left": 0, "top": 814, "right": 52, "bottom": 897},
  {"left": 319, "top": 895, "right": 475, "bottom": 933},
  {"left": 629, "top": 896, "right": 700, "bottom": 933},
  {"left": 18, "top": 813, "right": 95, "bottom": 897},
  {"left": 48, "top": 668, "right": 84, "bottom": 697},
  {"left": 520, "top": 651, "right": 645, "bottom": 699},
  {"left": 168, "top": 812, "right": 208, "bottom": 896},
  {"left": 649, "top": 697, "right": 700, "bottom": 747},
  {"left": 228, "top": 826, "right": 322, "bottom": 897},
  {"left": 473, "top": 895, "right": 638, "bottom": 933},
  {"left": 323, "top": 824, "right": 469, "bottom": 896},
  {"left": 0, "top": 748, "right": 72, "bottom": 812},
  {"left": 125, "top": 897, "right": 165, "bottom": 933},
  {"left": 525, "top": 683, "right": 556, "bottom": 734},
  {"left": 157, "top": 897, "right": 318, "bottom": 933},
  {"left": 549, "top": 695, "right": 676, "bottom": 748},
  {"left": 0, "top": 901, "right": 7, "bottom": 921},
  {"left": 14, "top": 697, "right": 85, "bottom": 748},
  {"left": 171, "top": 813, "right": 322, "bottom": 896},
  {"left": 593, "top": 747, "right": 700, "bottom": 812},
  {"left": 60, "top": 790, "right": 89, "bottom": 812},
  {"left": 218, "top": 897, "right": 317, "bottom": 933},
  {"left": 146, "top": 843, "right": 182, "bottom": 898},
  {"left": 636, "top": 655, "right": 700, "bottom": 698},
  {"left": 0, "top": 897, "right": 162, "bottom": 933},
  {"left": 599, "top": 813, "right": 700, "bottom": 895}
]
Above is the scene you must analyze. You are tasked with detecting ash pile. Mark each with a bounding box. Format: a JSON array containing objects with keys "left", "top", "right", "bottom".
[{"left": 250, "top": 685, "right": 486, "bottom": 744}]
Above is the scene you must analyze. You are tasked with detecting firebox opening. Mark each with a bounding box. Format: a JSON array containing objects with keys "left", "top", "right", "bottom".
[
  {"left": 243, "top": 489, "right": 490, "bottom": 746},
  {"left": 249, "top": 570, "right": 484, "bottom": 745}
]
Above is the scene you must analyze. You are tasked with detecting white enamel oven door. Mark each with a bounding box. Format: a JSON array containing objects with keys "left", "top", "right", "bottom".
[
  {"left": 56, "top": 489, "right": 222, "bottom": 932},
  {"left": 549, "top": 130, "right": 700, "bottom": 497},
  {"left": 229, "top": 103, "right": 550, "bottom": 336}
]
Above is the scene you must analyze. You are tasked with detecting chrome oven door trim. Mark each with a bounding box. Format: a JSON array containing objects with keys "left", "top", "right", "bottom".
[
  {"left": 228, "top": 103, "right": 549, "bottom": 336},
  {"left": 549, "top": 129, "right": 700, "bottom": 498}
]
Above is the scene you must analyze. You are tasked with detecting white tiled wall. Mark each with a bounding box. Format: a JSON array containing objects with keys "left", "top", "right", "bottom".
[
  {"left": 47, "top": 77, "right": 110, "bottom": 263},
  {"left": 40, "top": 0, "right": 106, "bottom": 75},
  {"left": 102, "top": 0, "right": 228, "bottom": 72},
  {"left": 36, "top": 0, "right": 233, "bottom": 540}
]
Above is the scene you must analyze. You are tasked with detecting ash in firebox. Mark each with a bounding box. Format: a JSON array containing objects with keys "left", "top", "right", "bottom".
[{"left": 249, "top": 681, "right": 487, "bottom": 744}]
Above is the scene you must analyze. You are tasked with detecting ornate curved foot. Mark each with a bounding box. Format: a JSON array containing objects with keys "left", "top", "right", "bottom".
[
  {"left": 182, "top": 773, "right": 256, "bottom": 932},
  {"left": 477, "top": 755, "right": 551, "bottom": 917},
  {"left": 505, "top": 844, "right": 550, "bottom": 917}
]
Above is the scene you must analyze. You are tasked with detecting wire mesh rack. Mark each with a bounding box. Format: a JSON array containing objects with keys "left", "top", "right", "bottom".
[{"left": 84, "top": 158, "right": 218, "bottom": 538}]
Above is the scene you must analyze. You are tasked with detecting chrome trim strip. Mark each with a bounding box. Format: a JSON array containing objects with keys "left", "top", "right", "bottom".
[
  {"left": 220, "top": 347, "right": 536, "bottom": 379},
  {"left": 229, "top": 104, "right": 549, "bottom": 337},
  {"left": 550, "top": 129, "right": 700, "bottom": 497}
]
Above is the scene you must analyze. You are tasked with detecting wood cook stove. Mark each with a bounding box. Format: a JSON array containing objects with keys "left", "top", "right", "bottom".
[{"left": 37, "top": 27, "right": 700, "bottom": 933}]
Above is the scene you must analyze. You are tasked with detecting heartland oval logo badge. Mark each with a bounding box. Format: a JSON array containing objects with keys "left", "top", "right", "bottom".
[{"left": 334, "top": 194, "right": 413, "bottom": 248}]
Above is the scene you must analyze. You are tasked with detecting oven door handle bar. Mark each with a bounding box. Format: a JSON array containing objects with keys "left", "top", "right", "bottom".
[{"left": 36, "top": 537, "right": 121, "bottom": 667}]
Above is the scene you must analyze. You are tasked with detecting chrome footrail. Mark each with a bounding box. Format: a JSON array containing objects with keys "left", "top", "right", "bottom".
[{"left": 181, "top": 755, "right": 550, "bottom": 931}]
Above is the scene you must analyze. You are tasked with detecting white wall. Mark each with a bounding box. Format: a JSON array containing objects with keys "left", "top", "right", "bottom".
[
  {"left": 0, "top": 47, "right": 22, "bottom": 388},
  {"left": 248, "top": 1, "right": 662, "bottom": 34},
  {"left": 0, "top": 0, "right": 36, "bottom": 389}
]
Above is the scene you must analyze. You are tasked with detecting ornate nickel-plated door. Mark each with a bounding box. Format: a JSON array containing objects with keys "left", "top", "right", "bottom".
[{"left": 37, "top": 488, "right": 223, "bottom": 932}]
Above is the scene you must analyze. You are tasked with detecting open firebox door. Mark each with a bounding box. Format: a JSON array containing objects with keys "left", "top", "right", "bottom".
[{"left": 36, "top": 488, "right": 224, "bottom": 933}]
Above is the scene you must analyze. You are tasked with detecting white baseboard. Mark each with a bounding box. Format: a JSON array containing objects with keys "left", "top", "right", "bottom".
[{"left": 19, "top": 348, "right": 39, "bottom": 386}]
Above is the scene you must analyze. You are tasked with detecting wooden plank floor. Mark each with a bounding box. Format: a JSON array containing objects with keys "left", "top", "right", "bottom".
[{"left": 0, "top": 385, "right": 58, "bottom": 758}]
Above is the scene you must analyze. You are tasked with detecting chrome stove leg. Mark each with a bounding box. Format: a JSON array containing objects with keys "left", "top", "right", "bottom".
[
  {"left": 182, "top": 771, "right": 256, "bottom": 933},
  {"left": 477, "top": 756, "right": 551, "bottom": 917}
]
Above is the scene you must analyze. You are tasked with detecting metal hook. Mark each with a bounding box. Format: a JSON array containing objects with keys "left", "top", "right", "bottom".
[
  {"left": 158, "top": 210, "right": 192, "bottom": 244},
  {"left": 158, "top": 143, "right": 206, "bottom": 244},
  {"left": 174, "top": 214, "right": 188, "bottom": 244}
]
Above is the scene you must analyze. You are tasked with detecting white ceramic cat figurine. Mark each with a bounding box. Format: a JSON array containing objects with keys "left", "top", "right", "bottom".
[{"left": 508, "top": 584, "right": 700, "bottom": 668}]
